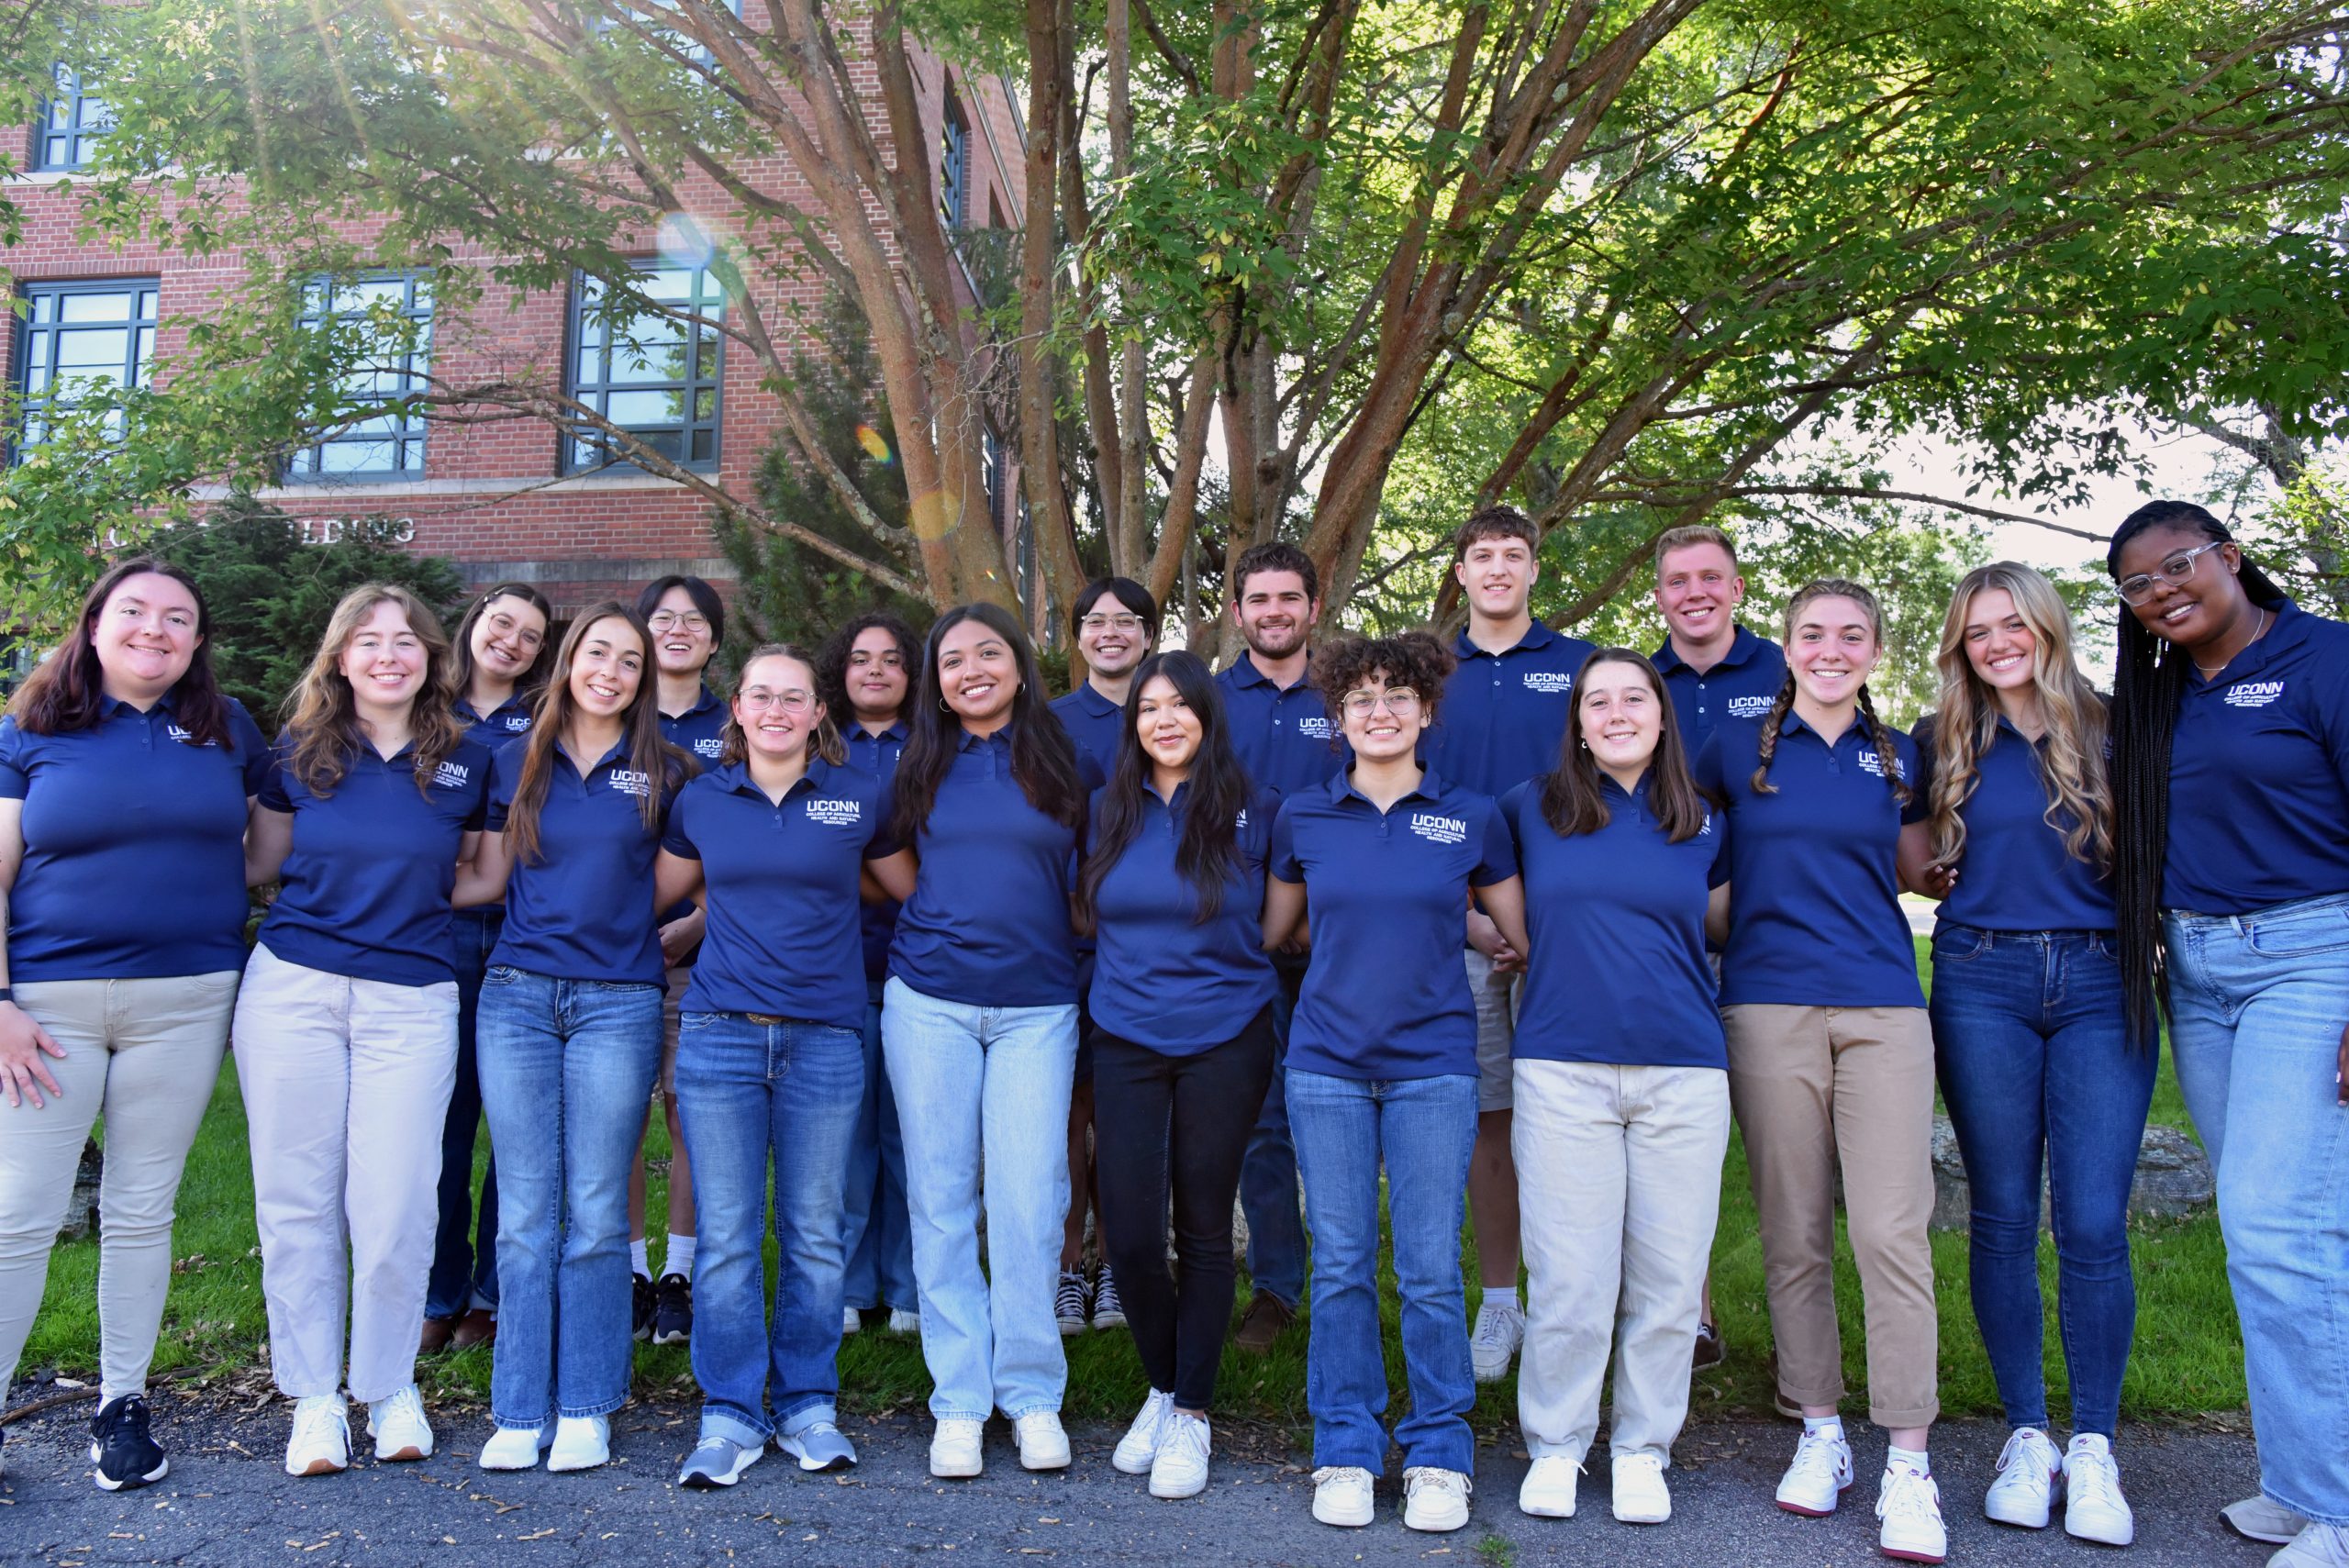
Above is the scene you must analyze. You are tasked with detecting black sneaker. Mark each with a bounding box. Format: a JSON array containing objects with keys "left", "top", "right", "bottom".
[
  {"left": 651, "top": 1272, "right": 692, "bottom": 1346},
  {"left": 631, "top": 1271, "right": 656, "bottom": 1342},
  {"left": 89, "top": 1394, "right": 168, "bottom": 1491},
  {"left": 1053, "top": 1270, "right": 1091, "bottom": 1336}
]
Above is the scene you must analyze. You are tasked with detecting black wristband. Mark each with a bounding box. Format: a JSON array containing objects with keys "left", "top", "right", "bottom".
[{"left": 0, "top": 987, "right": 13, "bottom": 1003}]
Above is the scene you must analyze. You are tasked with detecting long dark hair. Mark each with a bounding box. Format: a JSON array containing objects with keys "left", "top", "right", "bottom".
[
  {"left": 890, "top": 602, "right": 1085, "bottom": 841},
  {"left": 8, "top": 557, "right": 234, "bottom": 746},
  {"left": 2107, "top": 501, "right": 2288, "bottom": 1040},
  {"left": 1749, "top": 578, "right": 1910, "bottom": 806},
  {"left": 1073, "top": 651, "right": 1252, "bottom": 932},
  {"left": 505, "top": 603, "right": 688, "bottom": 863},
  {"left": 450, "top": 583, "right": 555, "bottom": 703},
  {"left": 1539, "top": 648, "right": 1713, "bottom": 841}
]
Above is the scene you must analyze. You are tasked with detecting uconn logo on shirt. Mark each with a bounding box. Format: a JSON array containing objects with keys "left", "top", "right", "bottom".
[
  {"left": 1521, "top": 671, "right": 1574, "bottom": 695},
  {"left": 1855, "top": 750, "right": 1907, "bottom": 783},
  {"left": 1698, "top": 811, "right": 1716, "bottom": 837},
  {"left": 693, "top": 738, "right": 723, "bottom": 759},
  {"left": 165, "top": 723, "right": 222, "bottom": 747},
  {"left": 609, "top": 768, "right": 654, "bottom": 799},
  {"left": 504, "top": 715, "right": 531, "bottom": 733},
  {"left": 1727, "top": 695, "right": 1774, "bottom": 718},
  {"left": 2226, "top": 680, "right": 2286, "bottom": 709},
  {"left": 806, "top": 797, "right": 863, "bottom": 828},
  {"left": 430, "top": 761, "right": 472, "bottom": 791},
  {"left": 1410, "top": 813, "right": 1467, "bottom": 846},
  {"left": 1297, "top": 716, "right": 1336, "bottom": 740}
]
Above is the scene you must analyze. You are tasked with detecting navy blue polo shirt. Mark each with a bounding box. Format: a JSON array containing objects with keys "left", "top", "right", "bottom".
[
  {"left": 1216, "top": 654, "right": 1345, "bottom": 799},
  {"left": 2164, "top": 599, "right": 2349, "bottom": 914},
  {"left": 1911, "top": 712, "right": 2114, "bottom": 932},
  {"left": 257, "top": 738, "right": 495, "bottom": 985},
  {"left": 0, "top": 695, "right": 271, "bottom": 983},
  {"left": 1651, "top": 625, "right": 1787, "bottom": 746},
  {"left": 1052, "top": 683, "right": 1126, "bottom": 775},
  {"left": 459, "top": 691, "right": 536, "bottom": 751},
  {"left": 1270, "top": 770, "right": 1517, "bottom": 1080},
  {"left": 1694, "top": 712, "right": 1927, "bottom": 1008},
  {"left": 1426, "top": 622, "right": 1598, "bottom": 796},
  {"left": 662, "top": 759, "right": 896, "bottom": 1030},
  {"left": 888, "top": 726, "right": 1097, "bottom": 1007},
  {"left": 486, "top": 740, "right": 678, "bottom": 984},
  {"left": 847, "top": 718, "right": 909, "bottom": 981},
  {"left": 660, "top": 684, "right": 729, "bottom": 766},
  {"left": 1503, "top": 775, "right": 1729, "bottom": 1068},
  {"left": 1086, "top": 784, "right": 1279, "bottom": 1054}
]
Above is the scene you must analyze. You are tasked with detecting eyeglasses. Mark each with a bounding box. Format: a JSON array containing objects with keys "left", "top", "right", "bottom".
[
  {"left": 1079, "top": 612, "right": 1145, "bottom": 634},
  {"left": 647, "top": 611, "right": 711, "bottom": 634},
  {"left": 739, "top": 688, "right": 815, "bottom": 714},
  {"left": 1341, "top": 689, "right": 1421, "bottom": 718},
  {"left": 2115, "top": 540, "right": 2226, "bottom": 605}
]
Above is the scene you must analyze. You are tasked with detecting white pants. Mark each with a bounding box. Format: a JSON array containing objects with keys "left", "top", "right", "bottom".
[
  {"left": 233, "top": 944, "right": 458, "bottom": 1402},
  {"left": 1513, "top": 1059, "right": 1731, "bottom": 1464},
  {"left": 0, "top": 972, "right": 239, "bottom": 1404}
]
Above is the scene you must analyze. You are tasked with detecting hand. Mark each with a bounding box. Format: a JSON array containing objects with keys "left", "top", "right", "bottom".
[
  {"left": 0, "top": 1001, "right": 67, "bottom": 1110},
  {"left": 658, "top": 913, "right": 703, "bottom": 967},
  {"left": 1466, "top": 911, "right": 1511, "bottom": 962},
  {"left": 1487, "top": 943, "right": 1526, "bottom": 974},
  {"left": 1917, "top": 861, "right": 1958, "bottom": 899}
]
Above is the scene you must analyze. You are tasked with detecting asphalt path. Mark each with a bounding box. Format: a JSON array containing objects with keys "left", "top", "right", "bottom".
[{"left": 0, "top": 1391, "right": 2277, "bottom": 1567}]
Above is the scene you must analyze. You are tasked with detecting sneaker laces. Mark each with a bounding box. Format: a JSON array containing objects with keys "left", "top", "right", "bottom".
[
  {"left": 1162, "top": 1413, "right": 1209, "bottom": 1465},
  {"left": 1469, "top": 1301, "right": 1521, "bottom": 1349},
  {"left": 1404, "top": 1466, "right": 1472, "bottom": 1501},
  {"left": 1786, "top": 1427, "right": 1846, "bottom": 1485},
  {"left": 1095, "top": 1269, "right": 1123, "bottom": 1312},
  {"left": 1618, "top": 1451, "right": 1665, "bottom": 1485},
  {"left": 1995, "top": 1426, "right": 2056, "bottom": 1478},
  {"left": 290, "top": 1397, "right": 346, "bottom": 1451},
  {"left": 1053, "top": 1273, "right": 1088, "bottom": 1318},
  {"left": 2067, "top": 1443, "right": 2123, "bottom": 1511},
  {"left": 1876, "top": 1464, "right": 1942, "bottom": 1528},
  {"left": 1313, "top": 1464, "right": 1370, "bottom": 1489}
]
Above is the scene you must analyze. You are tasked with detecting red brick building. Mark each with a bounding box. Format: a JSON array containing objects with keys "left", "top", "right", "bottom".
[{"left": 6, "top": 46, "right": 1025, "bottom": 616}]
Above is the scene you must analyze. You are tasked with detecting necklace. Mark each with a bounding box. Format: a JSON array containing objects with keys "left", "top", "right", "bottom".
[{"left": 2195, "top": 606, "right": 2268, "bottom": 678}]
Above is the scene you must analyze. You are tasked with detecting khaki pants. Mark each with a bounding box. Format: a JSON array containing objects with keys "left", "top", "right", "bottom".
[
  {"left": 1513, "top": 1060, "right": 1731, "bottom": 1463},
  {"left": 0, "top": 972, "right": 239, "bottom": 1404},
  {"left": 1722, "top": 1004, "right": 1939, "bottom": 1429}
]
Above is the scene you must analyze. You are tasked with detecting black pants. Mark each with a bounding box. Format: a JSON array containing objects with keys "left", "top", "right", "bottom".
[{"left": 1091, "top": 1006, "right": 1278, "bottom": 1411}]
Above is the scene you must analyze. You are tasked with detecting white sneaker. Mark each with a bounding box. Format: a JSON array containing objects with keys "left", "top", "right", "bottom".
[
  {"left": 365, "top": 1385, "right": 433, "bottom": 1462},
  {"left": 2273, "top": 1523, "right": 2349, "bottom": 1567},
  {"left": 887, "top": 1307, "right": 921, "bottom": 1335},
  {"left": 1016, "top": 1411, "right": 1071, "bottom": 1471},
  {"left": 1403, "top": 1466, "right": 1473, "bottom": 1531},
  {"left": 546, "top": 1414, "right": 610, "bottom": 1472},
  {"left": 2063, "top": 1433, "right": 2132, "bottom": 1546},
  {"left": 1312, "top": 1465, "right": 1375, "bottom": 1528},
  {"left": 478, "top": 1422, "right": 552, "bottom": 1470},
  {"left": 1611, "top": 1451, "right": 1671, "bottom": 1524},
  {"left": 841, "top": 1306, "right": 862, "bottom": 1336},
  {"left": 1518, "top": 1454, "right": 1579, "bottom": 1518},
  {"left": 1984, "top": 1425, "right": 2061, "bottom": 1528},
  {"left": 1469, "top": 1297, "right": 1525, "bottom": 1382},
  {"left": 1149, "top": 1412, "right": 1210, "bottom": 1500},
  {"left": 930, "top": 1417, "right": 984, "bottom": 1478},
  {"left": 2227, "top": 1495, "right": 2312, "bottom": 1544},
  {"left": 1113, "top": 1389, "right": 1174, "bottom": 1475},
  {"left": 284, "top": 1395, "right": 350, "bottom": 1477},
  {"left": 1877, "top": 1464, "right": 1949, "bottom": 1564},
  {"left": 1775, "top": 1425, "right": 1853, "bottom": 1516}
]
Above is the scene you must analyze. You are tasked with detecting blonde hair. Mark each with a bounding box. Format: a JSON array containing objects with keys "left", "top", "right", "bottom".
[
  {"left": 1927, "top": 562, "right": 2112, "bottom": 871},
  {"left": 720, "top": 644, "right": 846, "bottom": 767},
  {"left": 283, "top": 584, "right": 466, "bottom": 796},
  {"left": 1653, "top": 524, "right": 1738, "bottom": 571}
]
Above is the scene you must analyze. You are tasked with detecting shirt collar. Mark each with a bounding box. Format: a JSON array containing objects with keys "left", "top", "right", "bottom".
[
  {"left": 955, "top": 722, "right": 1014, "bottom": 754},
  {"left": 1226, "top": 653, "right": 1308, "bottom": 693},
  {"left": 1329, "top": 765, "right": 1447, "bottom": 808},
  {"left": 853, "top": 717, "right": 909, "bottom": 746},
  {"left": 673, "top": 683, "right": 724, "bottom": 720},
  {"left": 712, "top": 758, "right": 822, "bottom": 798},
  {"left": 1453, "top": 621, "right": 1555, "bottom": 660},
  {"left": 556, "top": 735, "right": 634, "bottom": 774},
  {"left": 1071, "top": 683, "right": 1121, "bottom": 717},
  {"left": 1653, "top": 623, "right": 1765, "bottom": 674},
  {"left": 2189, "top": 597, "right": 2304, "bottom": 689}
]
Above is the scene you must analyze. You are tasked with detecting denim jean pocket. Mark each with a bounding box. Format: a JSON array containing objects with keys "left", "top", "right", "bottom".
[
  {"left": 679, "top": 1011, "right": 717, "bottom": 1033},
  {"left": 483, "top": 964, "right": 522, "bottom": 987},
  {"left": 2244, "top": 900, "right": 2349, "bottom": 959},
  {"left": 1932, "top": 925, "right": 1990, "bottom": 962}
]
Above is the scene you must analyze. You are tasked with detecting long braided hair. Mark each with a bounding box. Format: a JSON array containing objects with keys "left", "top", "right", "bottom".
[
  {"left": 1749, "top": 578, "right": 1910, "bottom": 806},
  {"left": 2106, "top": 502, "right": 2288, "bottom": 1040}
]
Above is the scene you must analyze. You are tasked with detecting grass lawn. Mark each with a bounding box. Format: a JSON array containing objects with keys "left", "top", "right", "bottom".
[{"left": 15, "top": 939, "right": 2245, "bottom": 1429}]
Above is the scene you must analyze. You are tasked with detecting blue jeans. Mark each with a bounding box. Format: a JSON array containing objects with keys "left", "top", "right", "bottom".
[
  {"left": 2165, "top": 892, "right": 2349, "bottom": 1525},
  {"left": 1929, "top": 926, "right": 2154, "bottom": 1436},
  {"left": 1286, "top": 1068, "right": 1479, "bottom": 1473},
  {"left": 427, "top": 910, "right": 500, "bottom": 1319},
  {"left": 674, "top": 1011, "right": 863, "bottom": 1446},
  {"left": 475, "top": 967, "right": 662, "bottom": 1429},
  {"left": 880, "top": 977, "right": 1076, "bottom": 1421},
  {"left": 841, "top": 979, "right": 917, "bottom": 1313},
  {"left": 1240, "top": 963, "right": 1308, "bottom": 1307}
]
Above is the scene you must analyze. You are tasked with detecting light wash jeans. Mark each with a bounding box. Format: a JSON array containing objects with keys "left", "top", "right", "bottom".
[
  {"left": 1286, "top": 1068, "right": 1479, "bottom": 1474},
  {"left": 2165, "top": 892, "right": 2349, "bottom": 1525},
  {"left": 0, "top": 972, "right": 238, "bottom": 1407},
  {"left": 841, "top": 978, "right": 917, "bottom": 1314},
  {"left": 475, "top": 966, "right": 663, "bottom": 1429},
  {"left": 674, "top": 1011, "right": 863, "bottom": 1447},
  {"left": 880, "top": 977, "right": 1077, "bottom": 1421},
  {"left": 1512, "top": 1060, "right": 1730, "bottom": 1466},
  {"left": 233, "top": 944, "right": 459, "bottom": 1403}
]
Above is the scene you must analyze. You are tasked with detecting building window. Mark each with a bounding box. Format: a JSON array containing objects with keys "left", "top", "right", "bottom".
[
  {"left": 286, "top": 273, "right": 432, "bottom": 482},
  {"left": 13, "top": 280, "right": 157, "bottom": 452},
  {"left": 565, "top": 265, "right": 725, "bottom": 473},
  {"left": 31, "top": 63, "right": 110, "bottom": 172},
  {"left": 939, "top": 93, "right": 970, "bottom": 231}
]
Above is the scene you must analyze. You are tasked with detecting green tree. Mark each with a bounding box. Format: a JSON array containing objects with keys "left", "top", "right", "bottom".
[{"left": 150, "top": 499, "right": 466, "bottom": 725}]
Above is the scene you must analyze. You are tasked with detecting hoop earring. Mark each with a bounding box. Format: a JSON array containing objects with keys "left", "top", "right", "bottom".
[{"left": 939, "top": 695, "right": 954, "bottom": 714}]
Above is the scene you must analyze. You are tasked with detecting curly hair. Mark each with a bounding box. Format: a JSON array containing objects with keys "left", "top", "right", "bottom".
[
  {"left": 816, "top": 612, "right": 922, "bottom": 722},
  {"left": 1310, "top": 630, "right": 1456, "bottom": 725}
]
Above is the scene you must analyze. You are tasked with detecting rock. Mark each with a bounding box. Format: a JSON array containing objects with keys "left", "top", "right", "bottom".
[
  {"left": 1928, "top": 1117, "right": 2214, "bottom": 1232},
  {"left": 56, "top": 1136, "right": 101, "bottom": 1240}
]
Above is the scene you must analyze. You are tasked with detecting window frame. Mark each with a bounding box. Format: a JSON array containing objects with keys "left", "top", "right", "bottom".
[
  {"left": 939, "top": 91, "right": 971, "bottom": 232},
  {"left": 283, "top": 272, "right": 434, "bottom": 484},
  {"left": 562, "top": 263, "right": 727, "bottom": 476},
  {"left": 29, "top": 62, "right": 109, "bottom": 173},
  {"left": 11, "top": 278, "right": 160, "bottom": 458}
]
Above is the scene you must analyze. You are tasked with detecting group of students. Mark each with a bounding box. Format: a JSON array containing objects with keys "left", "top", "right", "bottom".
[{"left": 0, "top": 500, "right": 2342, "bottom": 1568}]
